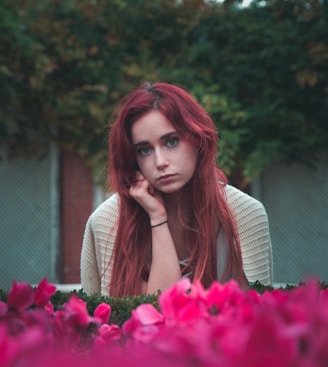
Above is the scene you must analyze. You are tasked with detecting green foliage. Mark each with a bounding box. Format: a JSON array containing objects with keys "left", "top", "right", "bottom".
[
  {"left": 1, "top": 0, "right": 327, "bottom": 180},
  {"left": 50, "top": 288, "right": 160, "bottom": 326},
  {"left": 49, "top": 281, "right": 327, "bottom": 326},
  {"left": 1, "top": 281, "right": 327, "bottom": 326}
]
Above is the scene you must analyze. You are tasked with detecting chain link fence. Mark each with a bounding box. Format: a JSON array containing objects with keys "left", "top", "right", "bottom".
[
  {"left": 253, "top": 153, "right": 328, "bottom": 284},
  {"left": 0, "top": 145, "right": 59, "bottom": 290}
]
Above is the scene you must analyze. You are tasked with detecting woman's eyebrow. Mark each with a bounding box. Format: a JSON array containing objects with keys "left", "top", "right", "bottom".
[
  {"left": 133, "top": 131, "right": 177, "bottom": 147},
  {"left": 160, "top": 131, "right": 177, "bottom": 141}
]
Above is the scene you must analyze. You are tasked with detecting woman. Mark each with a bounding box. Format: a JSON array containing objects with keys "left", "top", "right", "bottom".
[{"left": 81, "top": 82, "right": 273, "bottom": 297}]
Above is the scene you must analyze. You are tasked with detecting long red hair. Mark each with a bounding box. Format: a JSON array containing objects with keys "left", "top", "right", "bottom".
[{"left": 108, "top": 82, "right": 248, "bottom": 296}]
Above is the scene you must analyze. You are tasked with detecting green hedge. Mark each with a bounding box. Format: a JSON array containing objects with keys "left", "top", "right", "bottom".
[
  {"left": 51, "top": 289, "right": 160, "bottom": 326},
  {"left": 1, "top": 281, "right": 326, "bottom": 326}
]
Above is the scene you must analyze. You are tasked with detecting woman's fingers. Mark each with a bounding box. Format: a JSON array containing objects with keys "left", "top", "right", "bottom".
[
  {"left": 129, "top": 173, "right": 148, "bottom": 197},
  {"left": 129, "top": 175, "right": 165, "bottom": 218},
  {"left": 134, "top": 171, "right": 144, "bottom": 182}
]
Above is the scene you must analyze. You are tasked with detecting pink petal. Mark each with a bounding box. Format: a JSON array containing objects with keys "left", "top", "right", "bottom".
[
  {"left": 44, "top": 302, "right": 54, "bottom": 315},
  {"left": 94, "top": 303, "right": 111, "bottom": 324},
  {"left": 122, "top": 304, "right": 164, "bottom": 342},
  {"left": 122, "top": 311, "right": 141, "bottom": 336},
  {"left": 0, "top": 325, "right": 18, "bottom": 365},
  {"left": 7, "top": 280, "right": 34, "bottom": 311},
  {"left": 177, "top": 299, "right": 208, "bottom": 322},
  {"left": 0, "top": 301, "right": 8, "bottom": 316},
  {"left": 98, "top": 323, "right": 121, "bottom": 343},
  {"left": 159, "top": 278, "right": 192, "bottom": 321},
  {"left": 135, "top": 304, "right": 164, "bottom": 326},
  {"left": 64, "top": 295, "right": 92, "bottom": 326},
  {"left": 34, "top": 278, "right": 57, "bottom": 308}
]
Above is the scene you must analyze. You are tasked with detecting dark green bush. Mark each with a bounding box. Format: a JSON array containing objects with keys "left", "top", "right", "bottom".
[
  {"left": 51, "top": 289, "right": 160, "bottom": 326},
  {"left": 2, "top": 281, "right": 326, "bottom": 326},
  {"left": 48, "top": 282, "right": 282, "bottom": 325}
]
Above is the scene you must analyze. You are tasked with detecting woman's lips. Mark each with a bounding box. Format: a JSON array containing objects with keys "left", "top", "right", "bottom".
[{"left": 157, "top": 174, "right": 176, "bottom": 182}]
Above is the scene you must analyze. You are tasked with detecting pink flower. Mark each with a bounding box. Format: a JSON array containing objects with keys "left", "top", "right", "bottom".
[
  {"left": 0, "top": 301, "right": 8, "bottom": 317},
  {"left": 132, "top": 304, "right": 164, "bottom": 325},
  {"left": 61, "top": 295, "right": 92, "bottom": 328},
  {"left": 6, "top": 281, "right": 34, "bottom": 311},
  {"left": 44, "top": 302, "right": 54, "bottom": 315},
  {"left": 0, "top": 325, "right": 18, "bottom": 365},
  {"left": 51, "top": 296, "right": 94, "bottom": 351},
  {"left": 206, "top": 279, "right": 249, "bottom": 316},
  {"left": 94, "top": 303, "right": 111, "bottom": 324},
  {"left": 123, "top": 304, "right": 164, "bottom": 342},
  {"left": 34, "top": 278, "right": 57, "bottom": 308},
  {"left": 159, "top": 278, "right": 191, "bottom": 319},
  {"left": 95, "top": 324, "right": 121, "bottom": 346},
  {"left": 159, "top": 278, "right": 208, "bottom": 324},
  {"left": 2, "top": 277, "right": 328, "bottom": 366}
]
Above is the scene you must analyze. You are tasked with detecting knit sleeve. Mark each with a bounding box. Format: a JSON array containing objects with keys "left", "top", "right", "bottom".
[
  {"left": 80, "top": 215, "right": 101, "bottom": 295},
  {"left": 80, "top": 193, "right": 120, "bottom": 296},
  {"left": 225, "top": 185, "right": 273, "bottom": 286}
]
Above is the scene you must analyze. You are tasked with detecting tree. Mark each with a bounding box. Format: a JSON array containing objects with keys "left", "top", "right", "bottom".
[{"left": 1, "top": 0, "right": 327, "bottom": 182}]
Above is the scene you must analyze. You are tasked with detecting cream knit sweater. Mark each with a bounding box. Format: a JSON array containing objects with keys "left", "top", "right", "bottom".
[{"left": 80, "top": 184, "right": 273, "bottom": 296}]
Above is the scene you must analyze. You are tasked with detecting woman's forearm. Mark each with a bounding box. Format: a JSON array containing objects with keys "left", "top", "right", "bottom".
[{"left": 146, "top": 222, "right": 181, "bottom": 294}]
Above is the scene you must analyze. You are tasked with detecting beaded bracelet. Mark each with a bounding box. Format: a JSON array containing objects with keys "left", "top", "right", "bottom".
[{"left": 151, "top": 219, "right": 168, "bottom": 228}]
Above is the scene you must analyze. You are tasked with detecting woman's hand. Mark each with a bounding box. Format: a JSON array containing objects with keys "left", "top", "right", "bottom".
[
  {"left": 129, "top": 172, "right": 167, "bottom": 224},
  {"left": 130, "top": 172, "right": 181, "bottom": 295}
]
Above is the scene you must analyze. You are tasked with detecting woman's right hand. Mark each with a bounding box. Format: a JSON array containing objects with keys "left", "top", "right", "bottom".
[
  {"left": 130, "top": 172, "right": 181, "bottom": 295},
  {"left": 129, "top": 172, "right": 167, "bottom": 224}
]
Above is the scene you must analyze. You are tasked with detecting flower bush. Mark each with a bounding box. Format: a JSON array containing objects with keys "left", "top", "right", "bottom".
[{"left": 1, "top": 277, "right": 328, "bottom": 366}]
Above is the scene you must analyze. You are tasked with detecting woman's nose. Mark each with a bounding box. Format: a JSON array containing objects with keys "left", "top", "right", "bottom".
[{"left": 155, "top": 148, "right": 169, "bottom": 169}]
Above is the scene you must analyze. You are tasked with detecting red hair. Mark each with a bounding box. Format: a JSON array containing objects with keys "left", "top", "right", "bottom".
[{"left": 108, "top": 82, "right": 248, "bottom": 296}]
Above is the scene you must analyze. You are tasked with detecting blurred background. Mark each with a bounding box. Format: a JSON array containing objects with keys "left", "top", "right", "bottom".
[{"left": 1, "top": 0, "right": 327, "bottom": 290}]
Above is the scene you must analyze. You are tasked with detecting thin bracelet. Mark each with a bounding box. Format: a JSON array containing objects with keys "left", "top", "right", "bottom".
[{"left": 151, "top": 219, "right": 168, "bottom": 228}]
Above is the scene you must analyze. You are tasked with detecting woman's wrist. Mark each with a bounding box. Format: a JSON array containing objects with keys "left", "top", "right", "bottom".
[
  {"left": 151, "top": 219, "right": 168, "bottom": 228},
  {"left": 149, "top": 210, "right": 167, "bottom": 227}
]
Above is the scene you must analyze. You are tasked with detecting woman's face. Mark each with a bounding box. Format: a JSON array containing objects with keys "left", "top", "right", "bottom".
[{"left": 131, "top": 110, "right": 198, "bottom": 194}]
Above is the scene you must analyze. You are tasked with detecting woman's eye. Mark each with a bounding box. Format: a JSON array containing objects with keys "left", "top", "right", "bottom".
[
  {"left": 137, "top": 146, "right": 151, "bottom": 156},
  {"left": 167, "top": 137, "right": 179, "bottom": 148}
]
